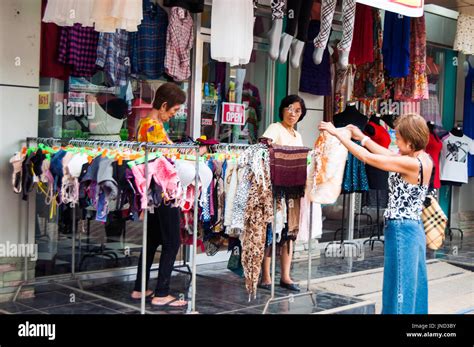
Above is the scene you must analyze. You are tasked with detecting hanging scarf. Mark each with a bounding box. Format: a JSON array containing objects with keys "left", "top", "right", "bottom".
[{"left": 269, "top": 144, "right": 310, "bottom": 199}]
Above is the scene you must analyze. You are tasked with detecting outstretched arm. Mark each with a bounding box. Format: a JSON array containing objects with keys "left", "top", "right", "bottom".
[
  {"left": 346, "top": 124, "right": 397, "bottom": 157},
  {"left": 319, "top": 122, "right": 417, "bottom": 176}
]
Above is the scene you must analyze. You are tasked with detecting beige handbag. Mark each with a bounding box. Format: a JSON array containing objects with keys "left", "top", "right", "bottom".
[
  {"left": 420, "top": 161, "right": 447, "bottom": 250},
  {"left": 422, "top": 195, "right": 447, "bottom": 250}
]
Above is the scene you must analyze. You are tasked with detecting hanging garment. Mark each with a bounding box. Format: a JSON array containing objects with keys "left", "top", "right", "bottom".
[
  {"left": 40, "top": 0, "right": 70, "bottom": 80},
  {"left": 353, "top": 8, "right": 386, "bottom": 99},
  {"left": 349, "top": 3, "right": 373, "bottom": 66},
  {"left": 313, "top": 0, "right": 356, "bottom": 53},
  {"left": 211, "top": 0, "right": 255, "bottom": 66},
  {"left": 284, "top": 0, "right": 314, "bottom": 42},
  {"left": 342, "top": 143, "right": 369, "bottom": 193},
  {"left": 382, "top": 11, "right": 411, "bottom": 78},
  {"left": 454, "top": 13, "right": 474, "bottom": 55},
  {"left": 271, "top": 0, "right": 285, "bottom": 20},
  {"left": 365, "top": 120, "right": 391, "bottom": 148},
  {"left": 58, "top": 24, "right": 99, "bottom": 77},
  {"left": 309, "top": 129, "right": 351, "bottom": 204},
  {"left": 269, "top": 144, "right": 310, "bottom": 199},
  {"left": 364, "top": 120, "right": 390, "bottom": 190},
  {"left": 426, "top": 133, "right": 442, "bottom": 189},
  {"left": 361, "top": 189, "right": 388, "bottom": 209},
  {"left": 440, "top": 133, "right": 474, "bottom": 184},
  {"left": 92, "top": 0, "right": 143, "bottom": 33},
  {"left": 420, "top": 74, "right": 442, "bottom": 124},
  {"left": 464, "top": 59, "right": 474, "bottom": 177},
  {"left": 395, "top": 16, "right": 428, "bottom": 101},
  {"left": 201, "top": 160, "right": 213, "bottom": 223},
  {"left": 42, "top": 0, "right": 95, "bottom": 27},
  {"left": 164, "top": 7, "right": 194, "bottom": 82},
  {"left": 211, "top": 160, "right": 225, "bottom": 232},
  {"left": 224, "top": 160, "right": 238, "bottom": 232},
  {"left": 97, "top": 157, "right": 119, "bottom": 213},
  {"left": 10, "top": 152, "right": 26, "bottom": 194},
  {"left": 298, "top": 185, "right": 323, "bottom": 243},
  {"left": 241, "top": 168, "right": 273, "bottom": 299},
  {"left": 230, "top": 165, "right": 252, "bottom": 236},
  {"left": 286, "top": 197, "right": 301, "bottom": 239},
  {"left": 299, "top": 20, "right": 331, "bottom": 96},
  {"left": 334, "top": 62, "right": 356, "bottom": 114},
  {"left": 129, "top": 1, "right": 168, "bottom": 79},
  {"left": 163, "top": 0, "right": 204, "bottom": 13},
  {"left": 96, "top": 29, "right": 130, "bottom": 87}
]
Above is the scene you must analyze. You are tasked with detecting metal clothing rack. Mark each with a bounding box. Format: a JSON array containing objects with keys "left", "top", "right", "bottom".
[
  {"left": 14, "top": 137, "right": 200, "bottom": 315},
  {"left": 446, "top": 186, "right": 464, "bottom": 241},
  {"left": 212, "top": 143, "right": 316, "bottom": 313},
  {"left": 363, "top": 190, "right": 385, "bottom": 250},
  {"left": 324, "top": 193, "right": 360, "bottom": 259},
  {"left": 262, "top": 199, "right": 317, "bottom": 314}
]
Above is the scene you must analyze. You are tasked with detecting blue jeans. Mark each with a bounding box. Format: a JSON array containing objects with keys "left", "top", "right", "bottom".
[{"left": 382, "top": 219, "right": 428, "bottom": 314}]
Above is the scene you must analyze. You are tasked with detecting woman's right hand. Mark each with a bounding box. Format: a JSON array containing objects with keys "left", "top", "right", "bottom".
[{"left": 346, "top": 125, "right": 365, "bottom": 141}]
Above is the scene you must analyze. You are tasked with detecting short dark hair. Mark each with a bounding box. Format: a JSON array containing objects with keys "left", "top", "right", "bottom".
[
  {"left": 278, "top": 95, "right": 307, "bottom": 122},
  {"left": 153, "top": 82, "right": 186, "bottom": 111}
]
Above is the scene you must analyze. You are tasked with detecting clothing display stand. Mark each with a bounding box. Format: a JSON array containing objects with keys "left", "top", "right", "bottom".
[
  {"left": 13, "top": 137, "right": 200, "bottom": 315},
  {"left": 363, "top": 190, "right": 384, "bottom": 250},
  {"left": 446, "top": 186, "right": 463, "bottom": 241},
  {"left": 262, "top": 198, "right": 316, "bottom": 314},
  {"left": 211, "top": 143, "right": 316, "bottom": 313},
  {"left": 324, "top": 193, "right": 359, "bottom": 259},
  {"left": 354, "top": 192, "right": 372, "bottom": 238}
]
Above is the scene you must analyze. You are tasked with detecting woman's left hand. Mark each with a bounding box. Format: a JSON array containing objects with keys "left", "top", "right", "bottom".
[{"left": 319, "top": 121, "right": 338, "bottom": 136}]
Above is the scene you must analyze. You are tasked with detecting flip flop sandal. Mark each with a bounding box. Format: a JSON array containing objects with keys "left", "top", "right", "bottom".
[{"left": 150, "top": 298, "right": 188, "bottom": 309}]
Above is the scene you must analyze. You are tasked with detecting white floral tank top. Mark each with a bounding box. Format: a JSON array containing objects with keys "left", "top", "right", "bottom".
[{"left": 384, "top": 157, "right": 429, "bottom": 220}]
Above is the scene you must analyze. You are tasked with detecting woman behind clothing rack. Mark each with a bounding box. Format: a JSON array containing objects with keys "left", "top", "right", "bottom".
[
  {"left": 259, "top": 95, "right": 306, "bottom": 292},
  {"left": 131, "top": 82, "right": 188, "bottom": 308},
  {"left": 319, "top": 114, "right": 433, "bottom": 314}
]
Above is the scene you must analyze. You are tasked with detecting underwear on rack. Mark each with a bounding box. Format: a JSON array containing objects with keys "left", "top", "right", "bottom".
[
  {"left": 50, "top": 150, "right": 68, "bottom": 197},
  {"left": 10, "top": 152, "right": 25, "bottom": 194}
]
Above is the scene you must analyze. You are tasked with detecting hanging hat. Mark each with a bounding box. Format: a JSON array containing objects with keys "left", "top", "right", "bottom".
[{"left": 196, "top": 135, "right": 219, "bottom": 145}]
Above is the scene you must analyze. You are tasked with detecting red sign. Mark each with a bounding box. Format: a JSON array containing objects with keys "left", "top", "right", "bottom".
[{"left": 221, "top": 102, "right": 245, "bottom": 125}]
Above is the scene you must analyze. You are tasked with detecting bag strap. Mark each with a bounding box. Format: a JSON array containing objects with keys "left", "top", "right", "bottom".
[
  {"left": 419, "top": 154, "right": 436, "bottom": 191},
  {"left": 418, "top": 157, "right": 424, "bottom": 187}
]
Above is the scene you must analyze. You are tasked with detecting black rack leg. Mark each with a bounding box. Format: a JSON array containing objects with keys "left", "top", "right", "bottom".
[
  {"left": 363, "top": 190, "right": 384, "bottom": 250},
  {"left": 326, "top": 193, "right": 359, "bottom": 259}
]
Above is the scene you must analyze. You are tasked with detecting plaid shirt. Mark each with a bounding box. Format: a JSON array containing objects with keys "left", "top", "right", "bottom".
[
  {"left": 58, "top": 24, "right": 99, "bottom": 77},
  {"left": 96, "top": 29, "right": 130, "bottom": 87},
  {"left": 165, "top": 7, "right": 194, "bottom": 82},
  {"left": 129, "top": 0, "right": 168, "bottom": 79}
]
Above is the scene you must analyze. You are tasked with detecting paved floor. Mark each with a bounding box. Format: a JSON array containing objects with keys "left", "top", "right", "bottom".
[{"left": 1, "top": 230, "right": 471, "bottom": 315}]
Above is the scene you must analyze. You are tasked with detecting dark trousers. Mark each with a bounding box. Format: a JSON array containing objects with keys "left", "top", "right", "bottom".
[
  {"left": 285, "top": 0, "right": 314, "bottom": 42},
  {"left": 134, "top": 203, "right": 181, "bottom": 297}
]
